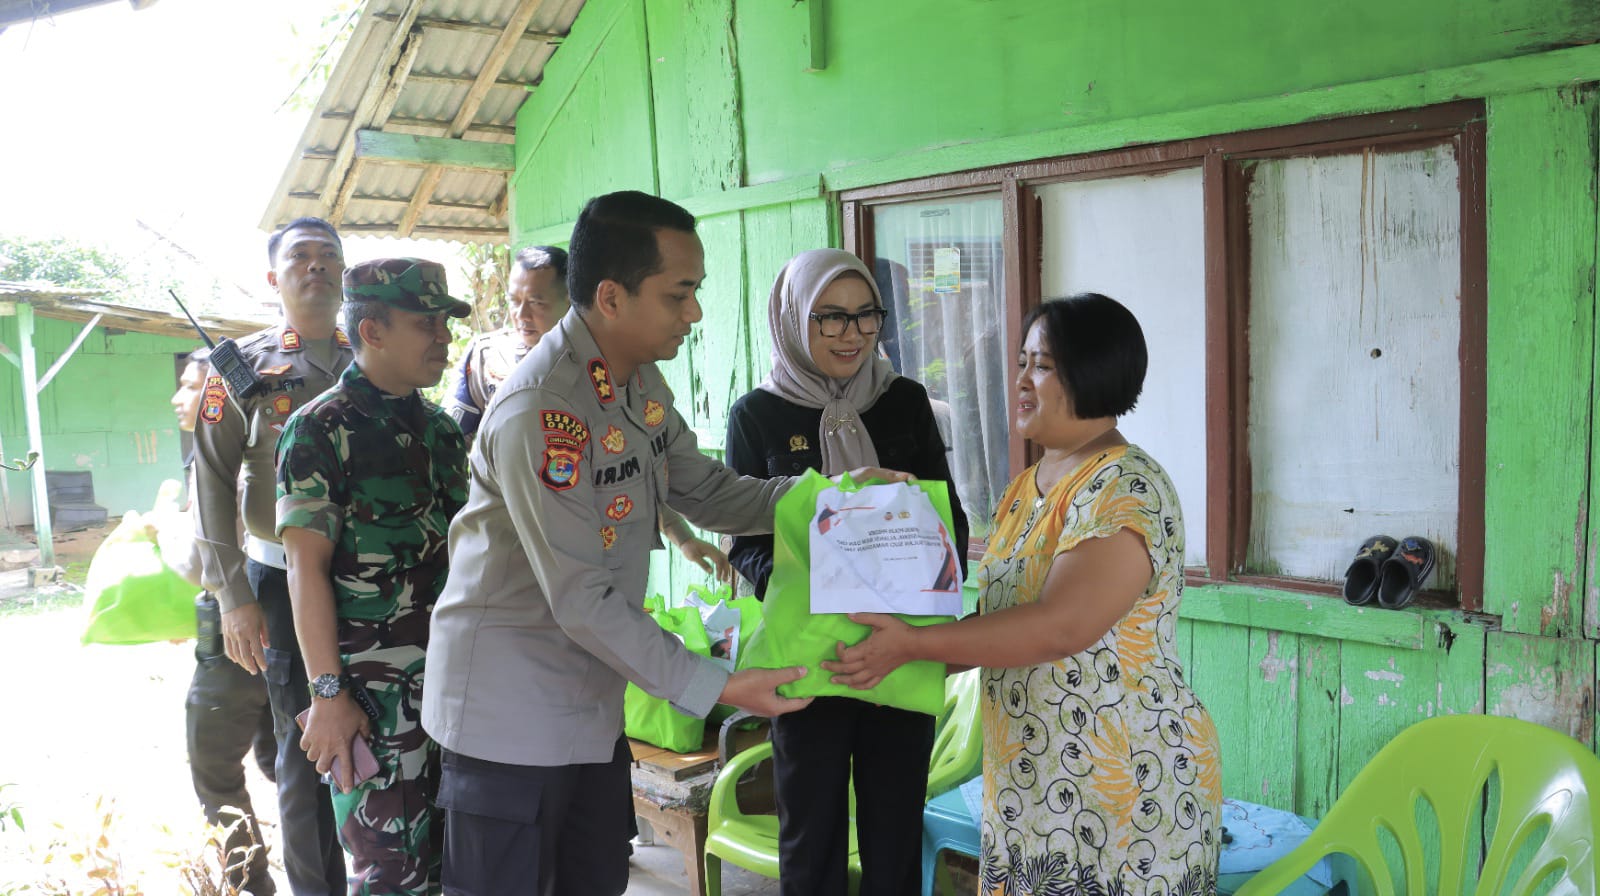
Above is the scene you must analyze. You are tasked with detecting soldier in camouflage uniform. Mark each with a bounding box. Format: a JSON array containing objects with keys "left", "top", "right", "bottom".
[{"left": 276, "top": 257, "right": 471, "bottom": 895}]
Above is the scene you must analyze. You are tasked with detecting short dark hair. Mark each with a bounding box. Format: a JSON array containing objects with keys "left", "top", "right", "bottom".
[
  {"left": 184, "top": 347, "right": 211, "bottom": 367},
  {"left": 342, "top": 299, "right": 391, "bottom": 350},
  {"left": 515, "top": 245, "right": 568, "bottom": 280},
  {"left": 566, "top": 192, "right": 696, "bottom": 311},
  {"left": 267, "top": 217, "right": 342, "bottom": 265},
  {"left": 1021, "top": 293, "right": 1146, "bottom": 419}
]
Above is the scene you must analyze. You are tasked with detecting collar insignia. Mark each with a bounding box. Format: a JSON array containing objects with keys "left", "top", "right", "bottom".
[
  {"left": 588, "top": 358, "right": 614, "bottom": 403},
  {"left": 280, "top": 328, "right": 302, "bottom": 351},
  {"left": 335, "top": 329, "right": 350, "bottom": 348}
]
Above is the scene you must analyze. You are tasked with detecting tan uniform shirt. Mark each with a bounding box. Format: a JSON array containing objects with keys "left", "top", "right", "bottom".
[
  {"left": 192, "top": 324, "right": 353, "bottom": 612},
  {"left": 422, "top": 312, "right": 791, "bottom": 766}
]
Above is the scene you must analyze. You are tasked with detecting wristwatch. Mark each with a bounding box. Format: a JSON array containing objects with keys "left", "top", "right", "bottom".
[{"left": 310, "top": 672, "right": 350, "bottom": 700}]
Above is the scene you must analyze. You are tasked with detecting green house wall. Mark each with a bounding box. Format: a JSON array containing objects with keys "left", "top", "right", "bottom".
[
  {"left": 507, "top": 0, "right": 1600, "bottom": 819},
  {"left": 0, "top": 314, "right": 196, "bottom": 531}
]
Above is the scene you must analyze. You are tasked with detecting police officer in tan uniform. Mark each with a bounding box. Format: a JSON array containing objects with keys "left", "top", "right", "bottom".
[
  {"left": 193, "top": 217, "right": 350, "bottom": 896},
  {"left": 422, "top": 191, "right": 912, "bottom": 895},
  {"left": 447, "top": 244, "right": 733, "bottom": 580}
]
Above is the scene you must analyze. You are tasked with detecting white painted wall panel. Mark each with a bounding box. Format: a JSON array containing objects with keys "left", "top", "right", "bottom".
[
  {"left": 1246, "top": 144, "right": 1460, "bottom": 587},
  {"left": 1038, "top": 167, "right": 1208, "bottom": 567}
]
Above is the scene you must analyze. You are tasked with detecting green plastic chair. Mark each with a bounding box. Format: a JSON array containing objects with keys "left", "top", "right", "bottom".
[
  {"left": 1235, "top": 714, "right": 1600, "bottom": 896},
  {"left": 703, "top": 669, "right": 984, "bottom": 896}
]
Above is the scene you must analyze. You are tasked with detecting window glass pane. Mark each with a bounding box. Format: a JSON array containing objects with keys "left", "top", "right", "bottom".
[
  {"left": 870, "top": 195, "right": 1008, "bottom": 539},
  {"left": 1246, "top": 143, "right": 1461, "bottom": 587},
  {"left": 1037, "top": 167, "right": 1207, "bottom": 567}
]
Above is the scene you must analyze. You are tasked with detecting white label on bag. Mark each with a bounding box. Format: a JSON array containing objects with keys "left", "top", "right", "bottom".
[{"left": 808, "top": 481, "right": 963, "bottom": 616}]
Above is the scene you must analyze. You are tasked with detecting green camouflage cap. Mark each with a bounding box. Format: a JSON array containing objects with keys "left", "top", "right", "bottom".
[{"left": 343, "top": 257, "right": 471, "bottom": 318}]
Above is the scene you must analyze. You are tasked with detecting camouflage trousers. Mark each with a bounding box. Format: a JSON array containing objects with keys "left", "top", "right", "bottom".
[{"left": 334, "top": 646, "right": 441, "bottom": 895}]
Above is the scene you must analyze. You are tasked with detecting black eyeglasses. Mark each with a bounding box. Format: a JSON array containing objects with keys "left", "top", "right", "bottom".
[{"left": 809, "top": 308, "right": 888, "bottom": 337}]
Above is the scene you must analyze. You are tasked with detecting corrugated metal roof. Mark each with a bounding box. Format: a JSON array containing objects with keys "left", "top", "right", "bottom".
[
  {"left": 0, "top": 282, "right": 266, "bottom": 340},
  {"left": 262, "top": 0, "right": 588, "bottom": 244}
]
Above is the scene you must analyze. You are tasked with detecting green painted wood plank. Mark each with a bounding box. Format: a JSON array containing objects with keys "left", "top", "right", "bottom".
[
  {"left": 511, "top": 0, "right": 656, "bottom": 234},
  {"left": 646, "top": 0, "right": 743, "bottom": 199},
  {"left": 1295, "top": 635, "right": 1341, "bottom": 818},
  {"left": 1245, "top": 629, "right": 1300, "bottom": 808},
  {"left": 1183, "top": 620, "right": 1252, "bottom": 804},
  {"left": 1180, "top": 585, "right": 1431, "bottom": 650},
  {"left": 1485, "top": 630, "right": 1595, "bottom": 745},
  {"left": 353, "top": 130, "right": 514, "bottom": 171},
  {"left": 1484, "top": 87, "right": 1598, "bottom": 636}
]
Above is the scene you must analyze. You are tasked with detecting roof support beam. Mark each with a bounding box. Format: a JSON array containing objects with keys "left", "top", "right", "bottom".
[
  {"left": 355, "top": 129, "right": 514, "bottom": 171},
  {"left": 14, "top": 303, "right": 52, "bottom": 567},
  {"left": 398, "top": 0, "right": 541, "bottom": 237},
  {"left": 371, "top": 11, "right": 561, "bottom": 42},
  {"left": 321, "top": 0, "right": 425, "bottom": 223},
  {"left": 37, "top": 313, "right": 103, "bottom": 392}
]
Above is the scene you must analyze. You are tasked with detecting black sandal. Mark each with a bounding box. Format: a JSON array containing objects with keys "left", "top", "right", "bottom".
[
  {"left": 1378, "top": 536, "right": 1435, "bottom": 609},
  {"left": 1342, "top": 535, "right": 1397, "bottom": 605}
]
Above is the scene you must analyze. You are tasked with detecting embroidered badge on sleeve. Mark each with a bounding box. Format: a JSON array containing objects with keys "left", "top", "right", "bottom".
[
  {"left": 541, "top": 410, "right": 590, "bottom": 447},
  {"left": 200, "top": 374, "right": 227, "bottom": 425},
  {"left": 541, "top": 445, "right": 581, "bottom": 491}
]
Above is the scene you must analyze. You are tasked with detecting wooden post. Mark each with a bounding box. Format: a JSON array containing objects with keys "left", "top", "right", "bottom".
[{"left": 15, "top": 303, "right": 53, "bottom": 568}]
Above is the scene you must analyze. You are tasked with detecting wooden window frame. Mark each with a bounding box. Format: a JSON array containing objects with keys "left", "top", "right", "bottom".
[{"left": 843, "top": 100, "right": 1487, "bottom": 610}]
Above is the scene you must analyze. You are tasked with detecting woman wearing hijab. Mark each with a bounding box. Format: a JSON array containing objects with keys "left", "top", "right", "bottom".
[{"left": 725, "top": 248, "right": 969, "bottom": 896}]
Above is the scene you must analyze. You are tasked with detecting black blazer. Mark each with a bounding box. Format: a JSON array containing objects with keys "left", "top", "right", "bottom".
[{"left": 724, "top": 377, "right": 969, "bottom": 597}]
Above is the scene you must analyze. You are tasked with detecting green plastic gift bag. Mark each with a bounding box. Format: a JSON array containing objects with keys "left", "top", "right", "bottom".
[
  {"left": 624, "top": 594, "right": 716, "bottom": 752},
  {"left": 81, "top": 504, "right": 199, "bottom": 646},
  {"left": 737, "top": 470, "right": 956, "bottom": 716}
]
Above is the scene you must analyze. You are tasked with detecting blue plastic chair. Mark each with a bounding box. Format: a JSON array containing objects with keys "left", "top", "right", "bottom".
[{"left": 921, "top": 783, "right": 980, "bottom": 896}]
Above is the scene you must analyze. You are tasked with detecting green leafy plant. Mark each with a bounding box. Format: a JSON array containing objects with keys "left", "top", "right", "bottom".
[{"left": 0, "top": 783, "right": 22, "bottom": 833}]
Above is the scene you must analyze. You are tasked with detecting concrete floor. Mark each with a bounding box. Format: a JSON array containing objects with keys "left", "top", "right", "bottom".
[{"left": 623, "top": 835, "right": 779, "bottom": 895}]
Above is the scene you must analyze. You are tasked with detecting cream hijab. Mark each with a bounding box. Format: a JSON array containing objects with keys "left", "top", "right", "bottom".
[{"left": 757, "top": 248, "right": 899, "bottom": 475}]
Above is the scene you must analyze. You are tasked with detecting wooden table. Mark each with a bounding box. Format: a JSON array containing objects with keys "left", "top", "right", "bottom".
[{"left": 628, "top": 719, "right": 772, "bottom": 896}]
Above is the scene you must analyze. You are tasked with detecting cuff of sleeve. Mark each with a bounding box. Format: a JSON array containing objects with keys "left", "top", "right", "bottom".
[
  {"left": 275, "top": 496, "right": 344, "bottom": 543},
  {"left": 669, "top": 657, "right": 731, "bottom": 719},
  {"left": 214, "top": 583, "right": 257, "bottom": 614}
]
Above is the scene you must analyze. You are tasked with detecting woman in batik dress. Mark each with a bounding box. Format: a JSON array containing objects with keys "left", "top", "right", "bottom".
[{"left": 826, "top": 294, "right": 1222, "bottom": 896}]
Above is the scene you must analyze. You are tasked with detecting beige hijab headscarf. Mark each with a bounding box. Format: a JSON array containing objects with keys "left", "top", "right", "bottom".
[{"left": 758, "top": 249, "right": 899, "bottom": 475}]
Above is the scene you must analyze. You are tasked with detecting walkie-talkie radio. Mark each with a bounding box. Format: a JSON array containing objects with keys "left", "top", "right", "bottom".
[{"left": 169, "top": 290, "right": 266, "bottom": 401}]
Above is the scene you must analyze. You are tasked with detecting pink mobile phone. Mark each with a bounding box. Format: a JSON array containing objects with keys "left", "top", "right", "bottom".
[{"left": 295, "top": 709, "right": 381, "bottom": 790}]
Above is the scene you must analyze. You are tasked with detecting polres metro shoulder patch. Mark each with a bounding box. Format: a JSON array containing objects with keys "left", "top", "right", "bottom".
[
  {"left": 200, "top": 375, "right": 227, "bottom": 424},
  {"left": 541, "top": 409, "right": 590, "bottom": 447}
]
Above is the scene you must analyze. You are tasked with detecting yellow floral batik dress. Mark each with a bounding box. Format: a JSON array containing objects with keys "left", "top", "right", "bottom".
[{"left": 977, "top": 444, "right": 1221, "bottom": 896}]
